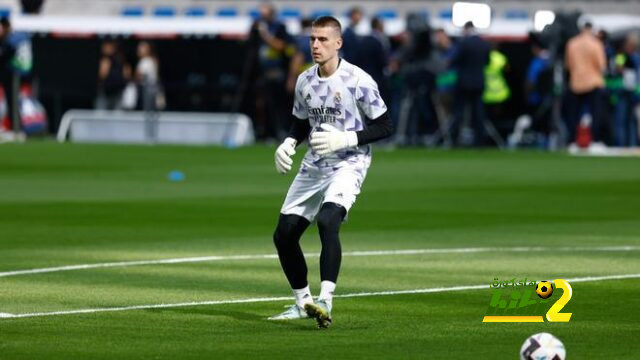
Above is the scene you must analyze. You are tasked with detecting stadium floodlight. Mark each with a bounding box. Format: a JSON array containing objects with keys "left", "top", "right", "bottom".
[
  {"left": 452, "top": 2, "right": 492, "bottom": 29},
  {"left": 534, "top": 10, "right": 555, "bottom": 32}
]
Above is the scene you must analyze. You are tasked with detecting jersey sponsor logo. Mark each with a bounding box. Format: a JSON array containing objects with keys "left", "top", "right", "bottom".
[{"left": 309, "top": 105, "right": 342, "bottom": 124}]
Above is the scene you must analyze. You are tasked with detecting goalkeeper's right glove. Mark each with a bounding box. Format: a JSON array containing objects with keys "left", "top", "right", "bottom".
[{"left": 274, "top": 137, "right": 297, "bottom": 174}]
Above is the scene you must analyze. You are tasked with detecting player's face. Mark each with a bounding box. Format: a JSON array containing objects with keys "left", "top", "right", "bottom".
[{"left": 310, "top": 26, "right": 342, "bottom": 65}]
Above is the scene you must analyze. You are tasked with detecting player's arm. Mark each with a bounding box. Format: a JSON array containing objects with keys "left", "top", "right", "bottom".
[
  {"left": 275, "top": 76, "right": 310, "bottom": 174},
  {"left": 309, "top": 112, "right": 392, "bottom": 155},
  {"left": 356, "top": 111, "right": 393, "bottom": 145},
  {"left": 288, "top": 116, "right": 311, "bottom": 145}
]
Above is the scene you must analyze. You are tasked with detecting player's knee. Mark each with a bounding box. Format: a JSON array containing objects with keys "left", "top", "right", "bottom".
[
  {"left": 316, "top": 203, "right": 345, "bottom": 233},
  {"left": 273, "top": 227, "right": 286, "bottom": 249},
  {"left": 273, "top": 223, "right": 290, "bottom": 249},
  {"left": 273, "top": 214, "right": 307, "bottom": 248}
]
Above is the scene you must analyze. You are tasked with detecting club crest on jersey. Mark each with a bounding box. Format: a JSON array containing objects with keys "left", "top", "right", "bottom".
[
  {"left": 334, "top": 91, "right": 341, "bottom": 105},
  {"left": 305, "top": 93, "right": 312, "bottom": 103}
]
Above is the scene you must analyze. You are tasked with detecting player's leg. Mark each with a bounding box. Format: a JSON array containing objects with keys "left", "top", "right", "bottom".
[
  {"left": 450, "top": 89, "right": 466, "bottom": 146},
  {"left": 269, "top": 171, "right": 324, "bottom": 320},
  {"left": 317, "top": 202, "right": 346, "bottom": 292},
  {"left": 268, "top": 213, "right": 313, "bottom": 320},
  {"left": 273, "top": 213, "right": 311, "bottom": 297},
  {"left": 303, "top": 202, "right": 345, "bottom": 328},
  {"left": 305, "top": 167, "right": 366, "bottom": 328}
]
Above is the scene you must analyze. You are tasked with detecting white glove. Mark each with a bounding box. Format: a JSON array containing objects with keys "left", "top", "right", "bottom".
[
  {"left": 309, "top": 123, "right": 358, "bottom": 156},
  {"left": 275, "top": 137, "right": 297, "bottom": 174}
]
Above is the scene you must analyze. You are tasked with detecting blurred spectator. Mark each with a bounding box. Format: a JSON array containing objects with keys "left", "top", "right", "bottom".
[
  {"left": 597, "top": 29, "right": 615, "bottom": 61},
  {"left": 96, "top": 40, "right": 131, "bottom": 110},
  {"left": 525, "top": 35, "right": 554, "bottom": 146},
  {"left": 393, "top": 18, "right": 439, "bottom": 145},
  {"left": 342, "top": 7, "right": 363, "bottom": 64},
  {"left": 612, "top": 33, "right": 639, "bottom": 146},
  {"left": 369, "top": 17, "right": 390, "bottom": 55},
  {"left": 387, "top": 31, "right": 409, "bottom": 143},
  {"left": 287, "top": 18, "right": 314, "bottom": 94},
  {"left": 249, "top": 2, "right": 294, "bottom": 142},
  {"left": 20, "top": 0, "right": 44, "bottom": 14},
  {"left": 433, "top": 28, "right": 456, "bottom": 144},
  {"left": 483, "top": 43, "right": 511, "bottom": 105},
  {"left": 135, "top": 41, "right": 164, "bottom": 112},
  {"left": 449, "top": 21, "right": 491, "bottom": 146},
  {"left": 0, "top": 17, "right": 16, "bottom": 130},
  {"left": 564, "top": 22, "right": 606, "bottom": 144},
  {"left": 358, "top": 17, "right": 390, "bottom": 101},
  {"left": 483, "top": 43, "right": 510, "bottom": 146}
]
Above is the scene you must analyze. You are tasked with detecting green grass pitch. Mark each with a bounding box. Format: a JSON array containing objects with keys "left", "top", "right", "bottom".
[{"left": 0, "top": 142, "right": 639, "bottom": 359}]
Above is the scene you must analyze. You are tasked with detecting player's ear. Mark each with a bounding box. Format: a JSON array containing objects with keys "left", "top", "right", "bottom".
[{"left": 336, "top": 36, "right": 343, "bottom": 50}]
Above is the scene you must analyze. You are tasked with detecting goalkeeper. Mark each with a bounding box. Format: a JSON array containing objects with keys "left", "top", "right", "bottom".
[{"left": 267, "top": 16, "right": 392, "bottom": 328}]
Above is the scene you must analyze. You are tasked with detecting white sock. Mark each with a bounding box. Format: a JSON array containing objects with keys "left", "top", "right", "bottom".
[
  {"left": 318, "top": 280, "right": 336, "bottom": 311},
  {"left": 293, "top": 285, "right": 313, "bottom": 308}
]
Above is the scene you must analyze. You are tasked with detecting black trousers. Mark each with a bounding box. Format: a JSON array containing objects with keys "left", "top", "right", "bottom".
[
  {"left": 451, "top": 88, "right": 486, "bottom": 146},
  {"left": 566, "top": 88, "right": 604, "bottom": 143}
]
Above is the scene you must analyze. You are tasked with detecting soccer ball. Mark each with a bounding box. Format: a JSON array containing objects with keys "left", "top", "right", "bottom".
[
  {"left": 536, "top": 281, "right": 554, "bottom": 299},
  {"left": 520, "top": 332, "right": 566, "bottom": 360}
]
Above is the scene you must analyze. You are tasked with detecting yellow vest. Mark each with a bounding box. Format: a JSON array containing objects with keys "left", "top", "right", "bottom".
[{"left": 483, "top": 50, "right": 511, "bottom": 104}]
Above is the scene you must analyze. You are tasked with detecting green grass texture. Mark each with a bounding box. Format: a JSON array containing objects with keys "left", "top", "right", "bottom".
[{"left": 1, "top": 143, "right": 639, "bottom": 359}]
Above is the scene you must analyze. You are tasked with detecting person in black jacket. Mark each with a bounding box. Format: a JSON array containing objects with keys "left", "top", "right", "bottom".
[
  {"left": 357, "top": 17, "right": 389, "bottom": 101},
  {"left": 341, "top": 7, "right": 363, "bottom": 64},
  {"left": 249, "top": 2, "right": 293, "bottom": 142},
  {"left": 0, "top": 17, "right": 16, "bottom": 129},
  {"left": 96, "top": 40, "right": 131, "bottom": 110},
  {"left": 449, "top": 21, "right": 490, "bottom": 146}
]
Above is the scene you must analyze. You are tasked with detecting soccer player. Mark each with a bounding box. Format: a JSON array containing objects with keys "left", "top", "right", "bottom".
[{"left": 267, "top": 16, "right": 392, "bottom": 328}]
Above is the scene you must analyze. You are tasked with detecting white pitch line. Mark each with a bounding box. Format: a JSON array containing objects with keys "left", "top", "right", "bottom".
[
  {"left": 1, "top": 245, "right": 638, "bottom": 278},
  {"left": 2, "top": 273, "right": 639, "bottom": 320}
]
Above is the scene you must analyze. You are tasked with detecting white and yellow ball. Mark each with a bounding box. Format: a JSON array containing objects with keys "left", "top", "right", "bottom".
[{"left": 536, "top": 281, "right": 554, "bottom": 299}]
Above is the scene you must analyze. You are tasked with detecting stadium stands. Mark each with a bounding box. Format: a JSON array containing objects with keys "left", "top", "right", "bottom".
[
  {"left": 7, "top": 0, "right": 629, "bottom": 18},
  {"left": 183, "top": 6, "right": 206, "bottom": 17},
  {"left": 152, "top": 6, "right": 177, "bottom": 17},
  {"left": 121, "top": 6, "right": 144, "bottom": 17}
]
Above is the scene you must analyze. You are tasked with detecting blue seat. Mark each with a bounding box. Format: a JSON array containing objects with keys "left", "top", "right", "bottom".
[
  {"left": 280, "top": 7, "right": 301, "bottom": 19},
  {"left": 375, "top": 9, "right": 398, "bottom": 19},
  {"left": 504, "top": 10, "right": 528, "bottom": 19},
  {"left": 121, "top": 6, "right": 144, "bottom": 17},
  {"left": 310, "top": 9, "right": 332, "bottom": 19},
  {"left": 247, "top": 8, "right": 260, "bottom": 19},
  {"left": 439, "top": 9, "right": 452, "bottom": 20},
  {"left": 184, "top": 6, "right": 206, "bottom": 17},
  {"left": 0, "top": 8, "right": 10, "bottom": 18},
  {"left": 154, "top": 6, "right": 176, "bottom": 17},
  {"left": 218, "top": 7, "right": 239, "bottom": 17}
]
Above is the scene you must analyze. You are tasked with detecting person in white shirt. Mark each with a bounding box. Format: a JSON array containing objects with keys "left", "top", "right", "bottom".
[
  {"left": 267, "top": 16, "right": 392, "bottom": 328},
  {"left": 135, "top": 41, "right": 161, "bottom": 111}
]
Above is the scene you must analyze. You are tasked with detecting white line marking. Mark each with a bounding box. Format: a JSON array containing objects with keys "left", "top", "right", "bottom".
[
  {"left": 2, "top": 273, "right": 639, "bottom": 319},
  {"left": 1, "top": 246, "right": 638, "bottom": 278},
  {"left": 0, "top": 313, "right": 15, "bottom": 318}
]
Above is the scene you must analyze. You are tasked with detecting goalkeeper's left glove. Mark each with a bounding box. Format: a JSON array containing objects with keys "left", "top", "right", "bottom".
[{"left": 309, "top": 123, "right": 358, "bottom": 156}]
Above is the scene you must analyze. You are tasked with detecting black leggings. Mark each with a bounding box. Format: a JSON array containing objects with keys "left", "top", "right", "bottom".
[{"left": 273, "top": 202, "right": 346, "bottom": 289}]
